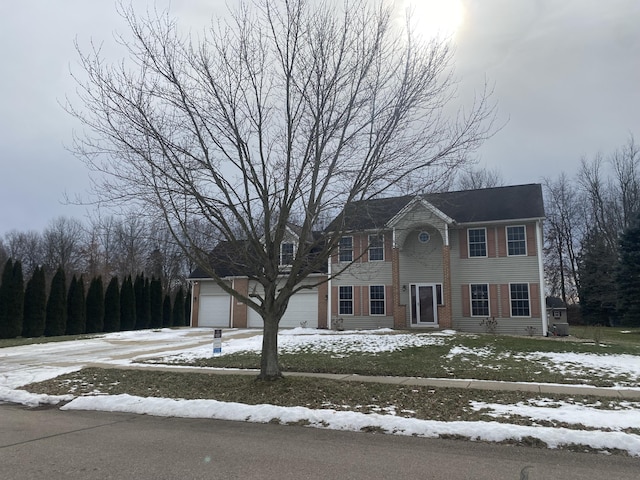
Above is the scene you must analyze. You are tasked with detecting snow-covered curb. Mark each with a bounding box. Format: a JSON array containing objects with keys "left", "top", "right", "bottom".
[{"left": 62, "top": 394, "right": 640, "bottom": 456}]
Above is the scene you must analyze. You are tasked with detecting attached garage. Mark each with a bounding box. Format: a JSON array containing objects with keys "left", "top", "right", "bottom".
[
  {"left": 247, "top": 291, "right": 319, "bottom": 328},
  {"left": 197, "top": 295, "right": 231, "bottom": 327}
]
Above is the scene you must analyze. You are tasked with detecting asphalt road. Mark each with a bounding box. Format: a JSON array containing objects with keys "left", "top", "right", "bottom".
[{"left": 2, "top": 403, "right": 639, "bottom": 480}]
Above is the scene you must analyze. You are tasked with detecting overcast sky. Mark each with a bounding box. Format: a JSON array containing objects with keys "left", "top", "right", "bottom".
[{"left": 1, "top": 0, "right": 638, "bottom": 235}]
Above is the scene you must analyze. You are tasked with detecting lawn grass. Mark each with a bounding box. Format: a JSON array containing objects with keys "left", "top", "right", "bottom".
[
  {"left": 0, "top": 333, "right": 98, "bottom": 349},
  {"left": 23, "top": 367, "right": 638, "bottom": 435},
  {"left": 569, "top": 326, "right": 640, "bottom": 346},
  {"left": 162, "top": 333, "right": 640, "bottom": 387}
]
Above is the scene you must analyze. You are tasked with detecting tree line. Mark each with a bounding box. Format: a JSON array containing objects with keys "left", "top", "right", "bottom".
[
  {"left": 544, "top": 135, "right": 640, "bottom": 326},
  {"left": 0, "top": 258, "right": 190, "bottom": 339}
]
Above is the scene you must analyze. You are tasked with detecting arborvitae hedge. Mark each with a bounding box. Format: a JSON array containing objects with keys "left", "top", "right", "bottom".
[
  {"left": 184, "top": 286, "right": 191, "bottom": 327},
  {"left": 23, "top": 266, "right": 46, "bottom": 338},
  {"left": 86, "top": 276, "right": 104, "bottom": 334},
  {"left": 149, "top": 277, "right": 163, "bottom": 328},
  {"left": 0, "top": 259, "right": 13, "bottom": 338},
  {"left": 172, "top": 286, "right": 185, "bottom": 327},
  {"left": 104, "top": 276, "right": 120, "bottom": 332},
  {"left": 45, "top": 267, "right": 67, "bottom": 337},
  {"left": 120, "top": 275, "right": 136, "bottom": 331},
  {"left": 7, "top": 261, "right": 24, "bottom": 338},
  {"left": 66, "top": 275, "right": 86, "bottom": 335},
  {"left": 162, "top": 294, "right": 172, "bottom": 327},
  {"left": 134, "top": 274, "right": 150, "bottom": 329}
]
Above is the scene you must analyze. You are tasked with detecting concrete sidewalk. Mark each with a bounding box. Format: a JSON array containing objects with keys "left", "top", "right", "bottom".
[{"left": 83, "top": 361, "right": 640, "bottom": 399}]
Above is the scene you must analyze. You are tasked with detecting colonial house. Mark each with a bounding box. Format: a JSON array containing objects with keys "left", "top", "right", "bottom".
[{"left": 189, "top": 183, "right": 548, "bottom": 336}]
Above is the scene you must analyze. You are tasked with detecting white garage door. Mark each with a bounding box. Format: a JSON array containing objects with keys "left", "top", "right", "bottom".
[
  {"left": 248, "top": 292, "right": 318, "bottom": 328},
  {"left": 198, "top": 295, "right": 231, "bottom": 327}
]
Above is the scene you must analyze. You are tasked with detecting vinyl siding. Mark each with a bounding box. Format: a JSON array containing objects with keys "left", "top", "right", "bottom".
[{"left": 450, "top": 226, "right": 544, "bottom": 336}]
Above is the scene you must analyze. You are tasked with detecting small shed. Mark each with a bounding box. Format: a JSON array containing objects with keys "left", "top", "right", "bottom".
[{"left": 546, "top": 297, "right": 569, "bottom": 335}]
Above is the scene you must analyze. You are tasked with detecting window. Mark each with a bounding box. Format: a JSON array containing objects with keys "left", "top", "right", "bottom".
[
  {"left": 507, "top": 226, "right": 527, "bottom": 256},
  {"left": 470, "top": 284, "right": 489, "bottom": 316},
  {"left": 418, "top": 231, "right": 430, "bottom": 244},
  {"left": 435, "top": 284, "right": 443, "bottom": 305},
  {"left": 510, "top": 283, "right": 530, "bottom": 317},
  {"left": 279, "top": 242, "right": 295, "bottom": 266},
  {"left": 368, "top": 234, "right": 384, "bottom": 261},
  {"left": 339, "top": 286, "right": 353, "bottom": 315},
  {"left": 339, "top": 236, "right": 353, "bottom": 262},
  {"left": 369, "top": 285, "right": 386, "bottom": 315},
  {"left": 468, "top": 228, "right": 487, "bottom": 257}
]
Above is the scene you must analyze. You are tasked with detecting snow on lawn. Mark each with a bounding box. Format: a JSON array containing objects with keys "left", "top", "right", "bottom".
[
  {"left": 446, "top": 345, "right": 640, "bottom": 386},
  {"left": 152, "top": 328, "right": 457, "bottom": 363},
  {"left": 3, "top": 327, "right": 640, "bottom": 456},
  {"left": 61, "top": 394, "right": 640, "bottom": 456}
]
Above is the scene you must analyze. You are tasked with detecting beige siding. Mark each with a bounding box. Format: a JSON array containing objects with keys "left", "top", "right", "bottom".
[
  {"left": 450, "top": 227, "right": 544, "bottom": 336},
  {"left": 332, "top": 262, "right": 393, "bottom": 286}
]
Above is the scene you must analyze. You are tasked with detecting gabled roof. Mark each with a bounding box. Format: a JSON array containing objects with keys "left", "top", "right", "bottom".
[{"left": 327, "top": 184, "right": 545, "bottom": 231}]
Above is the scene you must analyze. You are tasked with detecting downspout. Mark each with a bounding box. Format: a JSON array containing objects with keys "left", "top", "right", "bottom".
[
  {"left": 327, "top": 257, "right": 332, "bottom": 329},
  {"left": 230, "top": 278, "right": 235, "bottom": 328},
  {"left": 536, "top": 220, "right": 548, "bottom": 336}
]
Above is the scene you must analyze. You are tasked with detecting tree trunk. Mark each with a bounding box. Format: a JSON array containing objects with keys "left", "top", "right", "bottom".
[{"left": 258, "top": 315, "right": 283, "bottom": 381}]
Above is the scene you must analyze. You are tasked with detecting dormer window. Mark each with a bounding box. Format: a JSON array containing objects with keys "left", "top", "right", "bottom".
[{"left": 279, "top": 242, "right": 295, "bottom": 266}]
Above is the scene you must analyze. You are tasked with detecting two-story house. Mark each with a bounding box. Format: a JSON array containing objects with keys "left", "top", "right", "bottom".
[
  {"left": 327, "top": 183, "right": 547, "bottom": 335},
  {"left": 189, "top": 183, "right": 547, "bottom": 335}
]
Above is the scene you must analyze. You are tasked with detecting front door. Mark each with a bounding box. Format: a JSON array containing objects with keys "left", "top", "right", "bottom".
[{"left": 410, "top": 284, "right": 438, "bottom": 325}]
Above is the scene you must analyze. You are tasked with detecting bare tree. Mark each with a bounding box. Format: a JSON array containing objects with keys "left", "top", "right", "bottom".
[
  {"left": 2, "top": 230, "right": 43, "bottom": 279},
  {"left": 543, "top": 173, "right": 582, "bottom": 304},
  {"left": 455, "top": 166, "right": 504, "bottom": 191},
  {"left": 41, "top": 217, "right": 85, "bottom": 276},
  {"left": 112, "top": 213, "right": 150, "bottom": 279},
  {"left": 69, "top": 0, "right": 495, "bottom": 379}
]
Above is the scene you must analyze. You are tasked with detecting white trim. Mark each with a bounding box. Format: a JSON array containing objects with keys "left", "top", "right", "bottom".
[
  {"left": 506, "top": 225, "right": 527, "bottom": 257},
  {"left": 387, "top": 196, "right": 454, "bottom": 227},
  {"left": 508, "top": 282, "right": 531, "bottom": 318},
  {"left": 409, "top": 283, "right": 439, "bottom": 326},
  {"left": 469, "top": 283, "right": 490, "bottom": 317},
  {"left": 368, "top": 233, "right": 385, "bottom": 261},
  {"left": 459, "top": 217, "right": 545, "bottom": 227},
  {"left": 338, "top": 235, "right": 354, "bottom": 263},
  {"left": 467, "top": 227, "right": 488, "bottom": 258},
  {"left": 369, "top": 285, "right": 386, "bottom": 316},
  {"left": 338, "top": 285, "right": 354, "bottom": 316},
  {"left": 536, "top": 220, "right": 548, "bottom": 335},
  {"left": 327, "top": 258, "right": 332, "bottom": 329}
]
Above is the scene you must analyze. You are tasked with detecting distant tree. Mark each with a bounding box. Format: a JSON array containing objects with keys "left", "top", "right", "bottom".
[
  {"left": 2, "top": 231, "right": 43, "bottom": 279},
  {"left": 0, "top": 258, "right": 14, "bottom": 339},
  {"left": 45, "top": 267, "right": 67, "bottom": 336},
  {"left": 104, "top": 276, "right": 121, "bottom": 332},
  {"left": 172, "top": 287, "right": 185, "bottom": 327},
  {"left": 134, "top": 273, "right": 150, "bottom": 329},
  {"left": 41, "top": 217, "right": 84, "bottom": 275},
  {"left": 578, "top": 230, "right": 618, "bottom": 325},
  {"left": 455, "top": 166, "right": 504, "bottom": 191},
  {"left": 149, "top": 277, "right": 163, "bottom": 328},
  {"left": 120, "top": 275, "right": 136, "bottom": 330},
  {"left": 66, "top": 275, "right": 86, "bottom": 335},
  {"left": 543, "top": 173, "right": 582, "bottom": 304},
  {"left": 162, "top": 294, "right": 172, "bottom": 328},
  {"left": 23, "top": 266, "right": 47, "bottom": 338},
  {"left": 85, "top": 276, "right": 105, "bottom": 333},
  {"left": 616, "top": 213, "right": 640, "bottom": 327}
]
